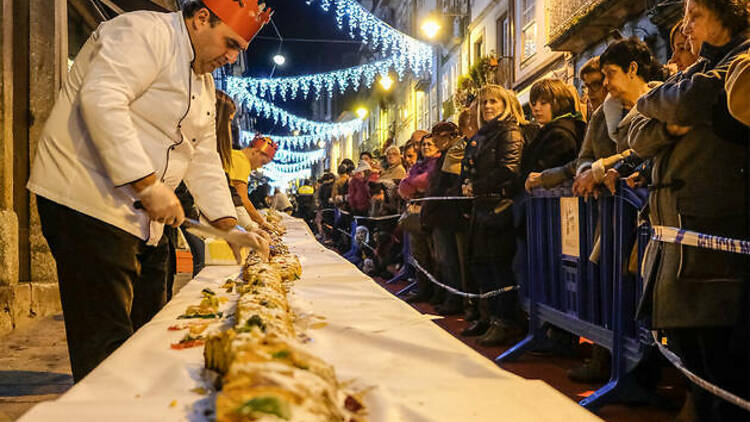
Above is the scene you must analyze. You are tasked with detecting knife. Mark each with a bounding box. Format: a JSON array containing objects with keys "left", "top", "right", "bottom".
[{"left": 134, "top": 201, "right": 258, "bottom": 248}]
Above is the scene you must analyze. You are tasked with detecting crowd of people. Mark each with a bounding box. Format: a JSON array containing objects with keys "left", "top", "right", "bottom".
[{"left": 305, "top": 1, "right": 750, "bottom": 420}]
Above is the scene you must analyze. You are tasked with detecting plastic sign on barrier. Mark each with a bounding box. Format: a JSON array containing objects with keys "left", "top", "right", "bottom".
[{"left": 560, "top": 197, "right": 580, "bottom": 258}]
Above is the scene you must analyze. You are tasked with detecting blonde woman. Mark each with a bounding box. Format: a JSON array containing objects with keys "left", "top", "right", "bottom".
[{"left": 459, "top": 84, "right": 525, "bottom": 346}]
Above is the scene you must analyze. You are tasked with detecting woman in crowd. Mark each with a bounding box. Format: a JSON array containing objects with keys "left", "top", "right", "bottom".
[
  {"left": 379, "top": 145, "right": 407, "bottom": 181},
  {"left": 420, "top": 122, "right": 466, "bottom": 315},
  {"left": 399, "top": 134, "right": 441, "bottom": 303},
  {"left": 460, "top": 85, "right": 524, "bottom": 345},
  {"left": 522, "top": 79, "right": 586, "bottom": 190},
  {"left": 668, "top": 19, "right": 700, "bottom": 74},
  {"left": 630, "top": 1, "right": 749, "bottom": 419}
]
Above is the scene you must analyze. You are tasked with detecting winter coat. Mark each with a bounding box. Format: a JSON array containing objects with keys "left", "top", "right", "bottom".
[
  {"left": 347, "top": 176, "right": 371, "bottom": 215},
  {"left": 378, "top": 163, "right": 407, "bottom": 182},
  {"left": 520, "top": 115, "right": 587, "bottom": 180},
  {"left": 421, "top": 138, "right": 467, "bottom": 230},
  {"left": 461, "top": 116, "right": 524, "bottom": 263},
  {"left": 539, "top": 105, "right": 615, "bottom": 188},
  {"left": 631, "top": 35, "right": 750, "bottom": 328},
  {"left": 398, "top": 157, "right": 438, "bottom": 200}
]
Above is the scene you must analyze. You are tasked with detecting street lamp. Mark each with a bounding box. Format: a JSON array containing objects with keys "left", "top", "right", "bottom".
[
  {"left": 420, "top": 18, "right": 442, "bottom": 40},
  {"left": 272, "top": 54, "right": 286, "bottom": 66},
  {"left": 379, "top": 74, "right": 394, "bottom": 91},
  {"left": 356, "top": 107, "right": 368, "bottom": 119}
]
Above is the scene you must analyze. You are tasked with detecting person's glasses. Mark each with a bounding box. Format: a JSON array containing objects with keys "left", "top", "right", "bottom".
[{"left": 584, "top": 80, "right": 604, "bottom": 93}]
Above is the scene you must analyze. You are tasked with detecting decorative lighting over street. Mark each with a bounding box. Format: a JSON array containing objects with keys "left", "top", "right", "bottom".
[{"left": 356, "top": 107, "right": 368, "bottom": 119}]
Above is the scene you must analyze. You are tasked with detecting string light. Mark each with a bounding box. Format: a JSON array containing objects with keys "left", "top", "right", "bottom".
[
  {"left": 226, "top": 79, "right": 363, "bottom": 140},
  {"left": 304, "top": 0, "right": 433, "bottom": 75},
  {"left": 227, "top": 55, "right": 409, "bottom": 101},
  {"left": 240, "top": 131, "right": 322, "bottom": 149}
]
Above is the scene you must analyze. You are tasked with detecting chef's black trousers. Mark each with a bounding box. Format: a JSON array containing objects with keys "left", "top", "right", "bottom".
[{"left": 37, "top": 196, "right": 169, "bottom": 382}]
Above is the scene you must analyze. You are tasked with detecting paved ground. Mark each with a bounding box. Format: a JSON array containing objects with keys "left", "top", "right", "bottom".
[{"left": 0, "top": 273, "right": 192, "bottom": 421}]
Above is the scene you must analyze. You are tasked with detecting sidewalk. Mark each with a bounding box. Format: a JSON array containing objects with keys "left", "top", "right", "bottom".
[
  {"left": 0, "top": 273, "right": 193, "bottom": 421},
  {"left": 0, "top": 313, "right": 72, "bottom": 422}
]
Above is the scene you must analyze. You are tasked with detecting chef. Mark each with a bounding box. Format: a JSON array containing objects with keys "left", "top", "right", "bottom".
[{"left": 26, "top": 0, "right": 272, "bottom": 382}]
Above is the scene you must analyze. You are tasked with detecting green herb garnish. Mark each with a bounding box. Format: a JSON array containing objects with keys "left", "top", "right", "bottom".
[{"left": 235, "top": 396, "right": 290, "bottom": 420}]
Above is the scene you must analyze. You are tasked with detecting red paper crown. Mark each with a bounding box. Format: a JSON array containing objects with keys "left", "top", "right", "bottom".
[
  {"left": 250, "top": 134, "right": 278, "bottom": 159},
  {"left": 202, "top": 0, "right": 273, "bottom": 43}
]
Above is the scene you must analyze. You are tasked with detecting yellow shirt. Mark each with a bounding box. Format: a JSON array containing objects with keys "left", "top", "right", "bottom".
[
  {"left": 299, "top": 185, "right": 314, "bottom": 195},
  {"left": 226, "top": 149, "right": 252, "bottom": 183}
]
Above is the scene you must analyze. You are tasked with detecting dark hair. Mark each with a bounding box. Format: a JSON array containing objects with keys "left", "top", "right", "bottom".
[
  {"left": 359, "top": 151, "right": 372, "bottom": 160},
  {"left": 215, "top": 89, "right": 236, "bottom": 168},
  {"left": 338, "top": 158, "right": 355, "bottom": 175},
  {"left": 430, "top": 121, "right": 460, "bottom": 137},
  {"left": 693, "top": 0, "right": 749, "bottom": 36},
  {"left": 181, "top": 0, "right": 222, "bottom": 25},
  {"left": 579, "top": 56, "right": 602, "bottom": 78},
  {"left": 599, "top": 37, "right": 662, "bottom": 82},
  {"left": 530, "top": 79, "right": 577, "bottom": 118},
  {"left": 368, "top": 182, "right": 385, "bottom": 196}
]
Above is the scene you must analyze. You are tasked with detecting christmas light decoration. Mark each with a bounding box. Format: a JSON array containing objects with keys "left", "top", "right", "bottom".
[
  {"left": 227, "top": 54, "right": 409, "bottom": 101},
  {"left": 304, "top": 0, "right": 432, "bottom": 75},
  {"left": 240, "top": 131, "right": 321, "bottom": 149},
  {"left": 260, "top": 165, "right": 312, "bottom": 183},
  {"left": 227, "top": 79, "right": 363, "bottom": 140},
  {"left": 274, "top": 147, "right": 326, "bottom": 165}
]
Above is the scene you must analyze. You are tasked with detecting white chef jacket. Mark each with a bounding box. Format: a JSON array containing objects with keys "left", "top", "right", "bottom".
[{"left": 27, "top": 11, "right": 237, "bottom": 243}]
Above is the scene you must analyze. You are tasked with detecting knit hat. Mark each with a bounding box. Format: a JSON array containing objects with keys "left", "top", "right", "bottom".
[
  {"left": 202, "top": 0, "right": 273, "bottom": 43},
  {"left": 726, "top": 52, "right": 750, "bottom": 126}
]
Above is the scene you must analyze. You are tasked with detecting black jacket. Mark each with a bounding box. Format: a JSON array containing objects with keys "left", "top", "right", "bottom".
[
  {"left": 461, "top": 116, "right": 524, "bottom": 262},
  {"left": 520, "top": 115, "right": 586, "bottom": 179},
  {"left": 420, "top": 152, "right": 464, "bottom": 230}
]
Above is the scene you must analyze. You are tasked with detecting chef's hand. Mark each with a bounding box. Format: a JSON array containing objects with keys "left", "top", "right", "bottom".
[
  {"left": 255, "top": 228, "right": 272, "bottom": 242},
  {"left": 135, "top": 179, "right": 184, "bottom": 227},
  {"left": 260, "top": 221, "right": 276, "bottom": 233},
  {"left": 226, "top": 229, "right": 270, "bottom": 264}
]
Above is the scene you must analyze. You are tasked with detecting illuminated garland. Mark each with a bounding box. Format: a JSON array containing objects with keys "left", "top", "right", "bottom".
[
  {"left": 227, "top": 79, "right": 363, "bottom": 139},
  {"left": 240, "top": 131, "right": 321, "bottom": 149},
  {"left": 260, "top": 165, "right": 312, "bottom": 182},
  {"left": 264, "top": 160, "right": 317, "bottom": 173},
  {"left": 275, "top": 148, "right": 326, "bottom": 165},
  {"left": 304, "top": 0, "right": 432, "bottom": 75},
  {"left": 228, "top": 55, "right": 402, "bottom": 101}
]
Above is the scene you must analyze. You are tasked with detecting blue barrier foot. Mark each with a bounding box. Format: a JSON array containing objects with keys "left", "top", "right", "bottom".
[
  {"left": 396, "top": 281, "right": 417, "bottom": 296},
  {"left": 495, "top": 334, "right": 538, "bottom": 363},
  {"left": 386, "top": 264, "right": 414, "bottom": 284},
  {"left": 578, "top": 374, "right": 656, "bottom": 411}
]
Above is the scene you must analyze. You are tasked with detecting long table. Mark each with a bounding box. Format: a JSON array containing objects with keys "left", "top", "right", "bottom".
[{"left": 19, "top": 216, "right": 601, "bottom": 421}]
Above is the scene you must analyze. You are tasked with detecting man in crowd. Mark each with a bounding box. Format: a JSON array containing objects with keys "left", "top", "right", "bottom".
[{"left": 26, "top": 0, "right": 271, "bottom": 382}]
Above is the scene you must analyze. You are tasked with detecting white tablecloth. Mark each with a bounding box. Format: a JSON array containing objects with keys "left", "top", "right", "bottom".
[{"left": 19, "top": 216, "right": 601, "bottom": 422}]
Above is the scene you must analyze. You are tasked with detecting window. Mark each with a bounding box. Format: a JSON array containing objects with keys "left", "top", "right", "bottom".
[
  {"left": 520, "top": 0, "right": 537, "bottom": 62},
  {"left": 474, "top": 36, "right": 484, "bottom": 64},
  {"left": 497, "top": 14, "right": 512, "bottom": 57}
]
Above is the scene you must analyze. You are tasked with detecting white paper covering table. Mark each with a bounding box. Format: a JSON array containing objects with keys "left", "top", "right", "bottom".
[{"left": 19, "top": 216, "right": 602, "bottom": 422}]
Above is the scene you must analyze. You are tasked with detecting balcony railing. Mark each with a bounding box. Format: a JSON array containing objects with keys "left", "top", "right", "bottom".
[{"left": 548, "top": 0, "right": 606, "bottom": 42}]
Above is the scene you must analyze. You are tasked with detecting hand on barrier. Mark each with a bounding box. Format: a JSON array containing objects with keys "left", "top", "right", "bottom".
[
  {"left": 525, "top": 172, "right": 543, "bottom": 192},
  {"left": 136, "top": 180, "right": 185, "bottom": 227},
  {"left": 603, "top": 168, "right": 620, "bottom": 195},
  {"left": 625, "top": 171, "right": 646, "bottom": 189},
  {"left": 666, "top": 124, "right": 691, "bottom": 137},
  {"left": 461, "top": 182, "right": 473, "bottom": 196}
]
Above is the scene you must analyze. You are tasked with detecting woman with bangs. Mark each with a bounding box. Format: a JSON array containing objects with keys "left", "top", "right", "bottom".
[
  {"left": 459, "top": 85, "right": 525, "bottom": 346},
  {"left": 522, "top": 79, "right": 587, "bottom": 187}
]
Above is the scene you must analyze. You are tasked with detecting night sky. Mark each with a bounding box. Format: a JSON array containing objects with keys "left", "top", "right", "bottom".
[{"left": 238, "top": 1, "right": 367, "bottom": 135}]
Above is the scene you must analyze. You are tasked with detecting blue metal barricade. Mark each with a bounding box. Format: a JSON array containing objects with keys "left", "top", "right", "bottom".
[{"left": 498, "top": 182, "right": 652, "bottom": 410}]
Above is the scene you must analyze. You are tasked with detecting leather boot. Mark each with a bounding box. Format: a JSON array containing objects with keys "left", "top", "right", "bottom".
[
  {"left": 403, "top": 289, "right": 431, "bottom": 303},
  {"left": 436, "top": 294, "right": 463, "bottom": 316},
  {"left": 566, "top": 344, "right": 610, "bottom": 383},
  {"left": 462, "top": 298, "right": 479, "bottom": 321},
  {"left": 477, "top": 319, "right": 523, "bottom": 347},
  {"left": 461, "top": 319, "right": 489, "bottom": 337}
]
